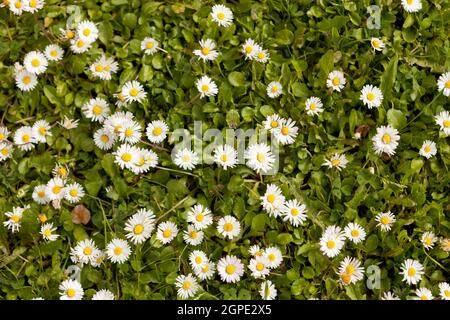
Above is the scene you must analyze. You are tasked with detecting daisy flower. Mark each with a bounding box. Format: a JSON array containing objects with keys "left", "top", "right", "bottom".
[
  {"left": 24, "top": 51, "right": 48, "bottom": 75},
  {"left": 59, "top": 116, "right": 79, "bottom": 130},
  {"left": 217, "top": 255, "right": 244, "bottom": 283},
  {"left": 121, "top": 80, "right": 147, "bottom": 104},
  {"left": 419, "top": 140, "right": 437, "bottom": 159},
  {"left": 32, "top": 184, "right": 49, "bottom": 204},
  {"left": 249, "top": 245, "right": 264, "bottom": 257},
  {"left": 90, "top": 249, "right": 106, "bottom": 268},
  {"left": 255, "top": 47, "right": 269, "bottom": 63},
  {"left": 130, "top": 148, "right": 158, "bottom": 174},
  {"left": 213, "top": 144, "right": 238, "bottom": 170},
  {"left": 435, "top": 111, "right": 450, "bottom": 135},
  {"left": 44, "top": 44, "right": 64, "bottom": 62},
  {"left": 93, "top": 128, "right": 116, "bottom": 150},
  {"left": 64, "top": 182, "right": 85, "bottom": 204},
  {"left": 189, "top": 250, "right": 208, "bottom": 271},
  {"left": 382, "top": 292, "right": 400, "bottom": 300},
  {"left": 319, "top": 225, "right": 345, "bottom": 258},
  {"left": 194, "top": 260, "right": 215, "bottom": 281},
  {"left": 438, "top": 282, "right": 450, "bottom": 300},
  {"left": 90, "top": 55, "right": 118, "bottom": 80},
  {"left": 41, "top": 223, "right": 59, "bottom": 242},
  {"left": 263, "top": 114, "right": 283, "bottom": 131},
  {"left": 194, "top": 39, "right": 219, "bottom": 62},
  {"left": 281, "top": 199, "right": 307, "bottom": 227},
  {"left": 375, "top": 211, "right": 396, "bottom": 232},
  {"left": 59, "top": 28, "right": 76, "bottom": 41},
  {"left": 249, "top": 256, "right": 271, "bottom": 279},
  {"left": 118, "top": 119, "right": 142, "bottom": 145},
  {"left": 266, "top": 81, "right": 283, "bottom": 98},
  {"left": 52, "top": 163, "right": 69, "bottom": 180},
  {"left": 327, "top": 70, "right": 346, "bottom": 92},
  {"left": 59, "top": 279, "right": 84, "bottom": 300},
  {"left": 114, "top": 143, "right": 139, "bottom": 170},
  {"left": 82, "top": 98, "right": 110, "bottom": 122},
  {"left": 15, "top": 69, "right": 37, "bottom": 91},
  {"left": 323, "top": 153, "right": 348, "bottom": 171},
  {"left": 74, "top": 239, "right": 99, "bottom": 265},
  {"left": 437, "top": 72, "right": 450, "bottom": 97},
  {"left": 25, "top": 0, "right": 45, "bottom": 13},
  {"left": 141, "top": 37, "right": 159, "bottom": 55},
  {"left": 0, "top": 143, "right": 13, "bottom": 161},
  {"left": 186, "top": 204, "right": 213, "bottom": 230},
  {"left": 273, "top": 118, "right": 298, "bottom": 145},
  {"left": 46, "top": 177, "right": 66, "bottom": 201},
  {"left": 441, "top": 238, "right": 450, "bottom": 252},
  {"left": 217, "top": 215, "right": 241, "bottom": 239},
  {"left": 37, "top": 213, "right": 48, "bottom": 224},
  {"left": 183, "top": 225, "right": 204, "bottom": 246},
  {"left": 401, "top": 259, "right": 424, "bottom": 285},
  {"left": 113, "top": 92, "right": 128, "bottom": 108},
  {"left": 146, "top": 120, "right": 169, "bottom": 143},
  {"left": 338, "top": 257, "right": 364, "bottom": 285},
  {"left": 106, "top": 239, "right": 131, "bottom": 264},
  {"left": 156, "top": 221, "right": 178, "bottom": 244},
  {"left": 92, "top": 289, "right": 115, "bottom": 300},
  {"left": 401, "top": 0, "right": 422, "bottom": 13},
  {"left": 32, "top": 120, "right": 52, "bottom": 143},
  {"left": 14, "top": 126, "right": 36, "bottom": 151},
  {"left": 264, "top": 247, "right": 283, "bottom": 269},
  {"left": 242, "top": 38, "right": 259, "bottom": 60},
  {"left": 343, "top": 223, "right": 366, "bottom": 244},
  {"left": 244, "top": 143, "right": 275, "bottom": 174},
  {"left": 175, "top": 274, "right": 199, "bottom": 299},
  {"left": 372, "top": 125, "right": 400, "bottom": 156},
  {"left": 305, "top": 96, "right": 324, "bottom": 116},
  {"left": 104, "top": 111, "right": 134, "bottom": 136},
  {"left": 370, "top": 37, "right": 385, "bottom": 52},
  {"left": 360, "top": 84, "right": 383, "bottom": 109},
  {"left": 421, "top": 231, "right": 436, "bottom": 250},
  {"left": 173, "top": 148, "right": 199, "bottom": 171},
  {"left": 76, "top": 20, "right": 98, "bottom": 43},
  {"left": 260, "top": 184, "right": 285, "bottom": 218},
  {"left": 70, "top": 37, "right": 92, "bottom": 54},
  {"left": 3, "top": 207, "right": 24, "bottom": 233},
  {"left": 196, "top": 75, "right": 218, "bottom": 98},
  {"left": 415, "top": 288, "right": 433, "bottom": 300},
  {"left": 211, "top": 4, "right": 233, "bottom": 27},
  {"left": 9, "top": 0, "right": 26, "bottom": 15},
  {"left": 0, "top": 127, "right": 10, "bottom": 142},
  {"left": 124, "top": 210, "right": 155, "bottom": 245},
  {"left": 260, "top": 280, "right": 277, "bottom": 300}
]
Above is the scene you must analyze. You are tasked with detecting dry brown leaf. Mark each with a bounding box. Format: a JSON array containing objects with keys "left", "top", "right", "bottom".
[{"left": 72, "top": 204, "right": 91, "bottom": 225}]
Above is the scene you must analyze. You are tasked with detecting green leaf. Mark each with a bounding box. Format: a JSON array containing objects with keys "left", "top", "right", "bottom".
[
  {"left": 319, "top": 50, "right": 334, "bottom": 74},
  {"left": 387, "top": 109, "right": 407, "bottom": 129},
  {"left": 251, "top": 214, "right": 267, "bottom": 232},
  {"left": 365, "top": 234, "right": 379, "bottom": 252},
  {"left": 228, "top": 71, "right": 246, "bottom": 87},
  {"left": 380, "top": 56, "right": 398, "bottom": 101}
]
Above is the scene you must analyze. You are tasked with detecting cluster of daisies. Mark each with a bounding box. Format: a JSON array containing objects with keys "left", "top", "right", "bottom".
[{"left": 2, "top": 0, "right": 44, "bottom": 15}]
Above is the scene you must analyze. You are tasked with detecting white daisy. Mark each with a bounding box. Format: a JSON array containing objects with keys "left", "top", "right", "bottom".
[
  {"left": 217, "top": 255, "right": 244, "bottom": 283},
  {"left": 59, "top": 116, "right": 79, "bottom": 130},
  {"left": 146, "top": 120, "right": 169, "bottom": 144},
  {"left": 189, "top": 250, "right": 208, "bottom": 271},
  {"left": 438, "top": 282, "right": 450, "bottom": 300},
  {"left": 305, "top": 96, "right": 324, "bottom": 116},
  {"left": 0, "top": 126, "right": 10, "bottom": 142},
  {"left": 421, "top": 231, "right": 436, "bottom": 250},
  {"left": 90, "top": 249, "right": 106, "bottom": 268},
  {"left": 319, "top": 225, "right": 345, "bottom": 258},
  {"left": 156, "top": 221, "right": 178, "bottom": 244},
  {"left": 211, "top": 4, "right": 233, "bottom": 27},
  {"left": 249, "top": 245, "right": 264, "bottom": 257},
  {"left": 52, "top": 163, "right": 69, "bottom": 180},
  {"left": 381, "top": 291, "right": 400, "bottom": 300},
  {"left": 82, "top": 98, "right": 110, "bottom": 123},
  {"left": 370, "top": 37, "right": 385, "bottom": 52},
  {"left": 441, "top": 238, "right": 450, "bottom": 252},
  {"left": 44, "top": 44, "right": 64, "bottom": 62},
  {"left": 249, "top": 256, "right": 271, "bottom": 279},
  {"left": 92, "top": 289, "right": 115, "bottom": 300},
  {"left": 130, "top": 148, "right": 158, "bottom": 174},
  {"left": 32, "top": 184, "right": 49, "bottom": 205},
  {"left": 175, "top": 274, "right": 199, "bottom": 299},
  {"left": 74, "top": 239, "right": 98, "bottom": 265},
  {"left": 437, "top": 72, "right": 450, "bottom": 97},
  {"left": 113, "top": 143, "right": 139, "bottom": 170},
  {"left": 15, "top": 69, "right": 38, "bottom": 91},
  {"left": 194, "top": 39, "right": 219, "bottom": 62},
  {"left": 24, "top": 51, "right": 48, "bottom": 75},
  {"left": 217, "top": 215, "right": 241, "bottom": 239},
  {"left": 45, "top": 177, "right": 66, "bottom": 201},
  {"left": 242, "top": 38, "right": 260, "bottom": 60},
  {"left": 118, "top": 119, "right": 142, "bottom": 145},
  {"left": 372, "top": 125, "right": 400, "bottom": 156},
  {"left": 141, "top": 37, "right": 159, "bottom": 55},
  {"left": 264, "top": 247, "right": 283, "bottom": 269},
  {"left": 183, "top": 225, "right": 204, "bottom": 246},
  {"left": 244, "top": 143, "right": 275, "bottom": 174},
  {"left": 255, "top": 47, "right": 269, "bottom": 63},
  {"left": 260, "top": 184, "right": 285, "bottom": 218},
  {"left": 435, "top": 111, "right": 450, "bottom": 135},
  {"left": 76, "top": 20, "right": 98, "bottom": 43},
  {"left": 90, "top": 55, "right": 118, "bottom": 81},
  {"left": 70, "top": 37, "right": 92, "bottom": 54},
  {"left": 415, "top": 288, "right": 433, "bottom": 300},
  {"left": 24, "top": 0, "right": 45, "bottom": 13},
  {"left": 400, "top": 259, "right": 424, "bottom": 285},
  {"left": 3, "top": 207, "right": 24, "bottom": 233},
  {"left": 14, "top": 126, "right": 36, "bottom": 151},
  {"left": 0, "top": 143, "right": 13, "bottom": 161},
  {"left": 338, "top": 257, "right": 364, "bottom": 285},
  {"left": 213, "top": 144, "right": 238, "bottom": 170},
  {"left": 401, "top": 0, "right": 422, "bottom": 13},
  {"left": 419, "top": 140, "right": 437, "bottom": 159},
  {"left": 103, "top": 111, "right": 134, "bottom": 137},
  {"left": 64, "top": 182, "right": 85, "bottom": 204},
  {"left": 273, "top": 118, "right": 298, "bottom": 145},
  {"left": 93, "top": 128, "right": 116, "bottom": 150},
  {"left": 113, "top": 92, "right": 128, "bottom": 108},
  {"left": 263, "top": 114, "right": 284, "bottom": 131},
  {"left": 187, "top": 204, "right": 213, "bottom": 230},
  {"left": 196, "top": 75, "right": 218, "bottom": 98},
  {"left": 323, "top": 153, "right": 349, "bottom": 171},
  {"left": 375, "top": 211, "right": 396, "bottom": 232},
  {"left": 124, "top": 210, "right": 155, "bottom": 245},
  {"left": 59, "top": 279, "right": 84, "bottom": 300},
  {"left": 327, "top": 70, "right": 346, "bottom": 92},
  {"left": 193, "top": 260, "right": 215, "bottom": 281},
  {"left": 121, "top": 80, "right": 147, "bottom": 104},
  {"left": 281, "top": 199, "right": 307, "bottom": 227},
  {"left": 106, "top": 238, "right": 131, "bottom": 264},
  {"left": 9, "top": 0, "right": 26, "bottom": 15},
  {"left": 343, "top": 223, "right": 366, "bottom": 244},
  {"left": 360, "top": 84, "right": 383, "bottom": 109},
  {"left": 59, "top": 28, "right": 76, "bottom": 41},
  {"left": 260, "top": 280, "right": 277, "bottom": 300},
  {"left": 40, "top": 223, "right": 59, "bottom": 242},
  {"left": 266, "top": 81, "right": 283, "bottom": 98},
  {"left": 32, "top": 120, "right": 51, "bottom": 143},
  {"left": 173, "top": 148, "right": 199, "bottom": 171}
]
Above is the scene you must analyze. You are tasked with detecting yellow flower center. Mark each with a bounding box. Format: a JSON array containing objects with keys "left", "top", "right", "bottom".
[
  {"left": 332, "top": 77, "right": 340, "bottom": 86},
  {"left": 424, "top": 237, "right": 432, "bottom": 245},
  {"left": 367, "top": 92, "right": 375, "bottom": 101},
  {"left": 44, "top": 229, "right": 52, "bottom": 237},
  {"left": 424, "top": 146, "right": 431, "bottom": 153},
  {"left": 66, "top": 288, "right": 76, "bottom": 298},
  {"left": 114, "top": 247, "right": 123, "bottom": 255},
  {"left": 182, "top": 281, "right": 191, "bottom": 290},
  {"left": 22, "top": 134, "right": 30, "bottom": 143},
  {"left": 0, "top": 133, "right": 4, "bottom": 140},
  {"left": 95, "top": 65, "right": 104, "bottom": 72},
  {"left": 270, "top": 121, "right": 278, "bottom": 128},
  {"left": 290, "top": 208, "right": 298, "bottom": 216},
  {"left": 201, "top": 47, "right": 210, "bottom": 55},
  {"left": 406, "top": 0, "right": 413, "bottom": 4},
  {"left": 195, "top": 213, "right": 204, "bottom": 222},
  {"left": 163, "top": 229, "right": 172, "bottom": 238},
  {"left": 69, "top": 189, "right": 78, "bottom": 197},
  {"left": 407, "top": 267, "right": 416, "bottom": 277},
  {"left": 271, "top": 86, "right": 278, "bottom": 93},
  {"left": 372, "top": 39, "right": 380, "bottom": 48},
  {"left": 420, "top": 295, "right": 428, "bottom": 300},
  {"left": 121, "top": 153, "right": 132, "bottom": 162},
  {"left": 202, "top": 265, "right": 209, "bottom": 272},
  {"left": 341, "top": 273, "right": 351, "bottom": 284},
  {"left": 189, "top": 230, "right": 197, "bottom": 239},
  {"left": 15, "top": 0, "right": 22, "bottom": 9},
  {"left": 255, "top": 251, "right": 263, "bottom": 257},
  {"left": 445, "top": 80, "right": 450, "bottom": 89},
  {"left": 1, "top": 148, "right": 8, "bottom": 156},
  {"left": 217, "top": 12, "right": 225, "bottom": 20},
  {"left": 129, "top": 88, "right": 139, "bottom": 97},
  {"left": 268, "top": 254, "right": 276, "bottom": 262},
  {"left": 220, "top": 154, "right": 228, "bottom": 162},
  {"left": 137, "top": 157, "right": 145, "bottom": 166},
  {"left": 351, "top": 229, "right": 360, "bottom": 237},
  {"left": 76, "top": 40, "right": 85, "bottom": 48},
  {"left": 38, "top": 214, "right": 47, "bottom": 223},
  {"left": 256, "top": 263, "right": 265, "bottom": 271},
  {"left": 152, "top": 127, "right": 163, "bottom": 136},
  {"left": 52, "top": 186, "right": 62, "bottom": 194},
  {"left": 38, "top": 127, "right": 46, "bottom": 136},
  {"left": 380, "top": 216, "right": 390, "bottom": 225},
  {"left": 83, "top": 247, "right": 92, "bottom": 255},
  {"left": 50, "top": 50, "right": 58, "bottom": 57},
  {"left": 382, "top": 134, "right": 391, "bottom": 144},
  {"left": 345, "top": 265, "right": 355, "bottom": 275},
  {"left": 201, "top": 84, "right": 209, "bottom": 92},
  {"left": 225, "top": 264, "right": 235, "bottom": 274},
  {"left": 83, "top": 28, "right": 91, "bottom": 37},
  {"left": 92, "top": 105, "right": 103, "bottom": 115},
  {"left": 124, "top": 128, "right": 134, "bottom": 137},
  {"left": 117, "top": 93, "right": 125, "bottom": 101},
  {"left": 444, "top": 290, "right": 450, "bottom": 297},
  {"left": 146, "top": 41, "right": 154, "bottom": 49},
  {"left": 134, "top": 224, "right": 144, "bottom": 235},
  {"left": 100, "top": 134, "right": 109, "bottom": 143},
  {"left": 223, "top": 222, "right": 233, "bottom": 232},
  {"left": 195, "top": 256, "right": 202, "bottom": 264},
  {"left": 266, "top": 194, "right": 275, "bottom": 203},
  {"left": 326, "top": 240, "right": 336, "bottom": 249},
  {"left": 104, "top": 65, "right": 111, "bottom": 71},
  {"left": 66, "top": 30, "right": 75, "bottom": 39},
  {"left": 331, "top": 159, "right": 341, "bottom": 167},
  {"left": 257, "top": 52, "right": 265, "bottom": 60},
  {"left": 22, "top": 75, "right": 31, "bottom": 85},
  {"left": 443, "top": 119, "right": 450, "bottom": 128},
  {"left": 281, "top": 126, "right": 289, "bottom": 136},
  {"left": 182, "top": 154, "right": 191, "bottom": 162},
  {"left": 11, "top": 215, "right": 21, "bottom": 223},
  {"left": 245, "top": 46, "right": 252, "bottom": 54},
  {"left": 256, "top": 153, "right": 265, "bottom": 162},
  {"left": 309, "top": 103, "right": 317, "bottom": 110}
]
